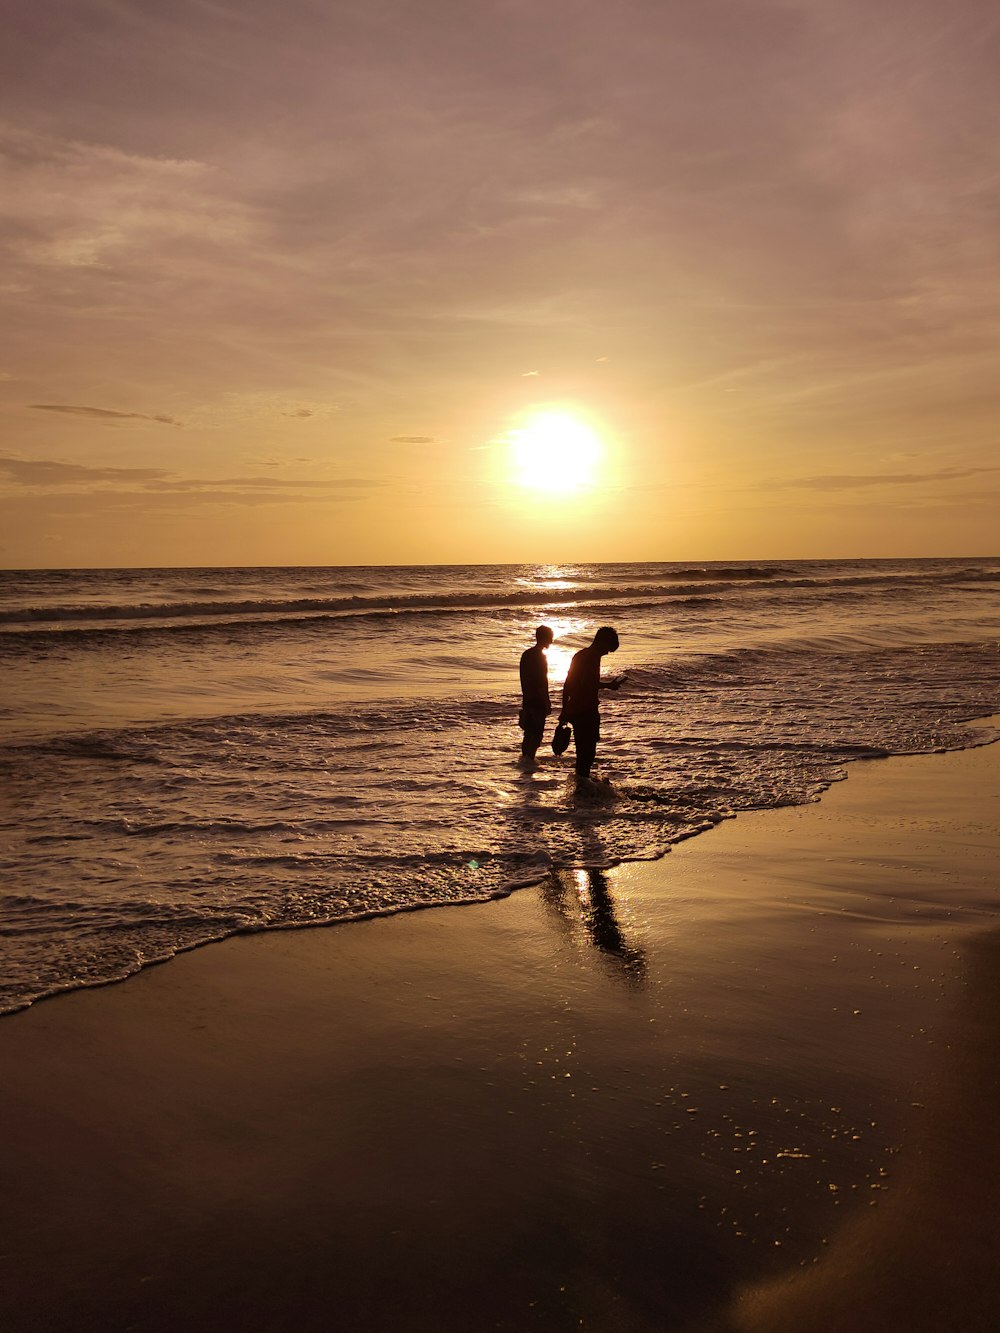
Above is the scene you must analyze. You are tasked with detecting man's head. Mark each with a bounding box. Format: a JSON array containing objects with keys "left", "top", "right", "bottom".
[
  {"left": 535, "top": 625, "right": 554, "bottom": 648},
  {"left": 593, "top": 626, "right": 619, "bottom": 655}
]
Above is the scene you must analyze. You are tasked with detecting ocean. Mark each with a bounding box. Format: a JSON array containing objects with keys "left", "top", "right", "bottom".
[{"left": 1, "top": 558, "right": 998, "bottom": 1015}]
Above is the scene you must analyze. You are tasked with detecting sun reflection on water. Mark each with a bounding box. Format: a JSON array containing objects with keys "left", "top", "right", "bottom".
[{"left": 536, "top": 617, "right": 582, "bottom": 684}]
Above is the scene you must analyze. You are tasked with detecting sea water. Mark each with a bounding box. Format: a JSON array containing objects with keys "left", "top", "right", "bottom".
[{"left": 1, "top": 558, "right": 998, "bottom": 1013}]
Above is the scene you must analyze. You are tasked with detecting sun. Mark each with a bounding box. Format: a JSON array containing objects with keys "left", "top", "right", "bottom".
[{"left": 509, "top": 410, "right": 603, "bottom": 493}]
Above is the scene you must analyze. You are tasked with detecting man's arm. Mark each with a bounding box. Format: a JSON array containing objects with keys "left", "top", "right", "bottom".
[{"left": 559, "top": 657, "right": 578, "bottom": 721}]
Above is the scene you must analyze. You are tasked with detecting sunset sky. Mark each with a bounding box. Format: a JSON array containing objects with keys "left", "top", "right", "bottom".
[{"left": 2, "top": 0, "right": 998, "bottom": 567}]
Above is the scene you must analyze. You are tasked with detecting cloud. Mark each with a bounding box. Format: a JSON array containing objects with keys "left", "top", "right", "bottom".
[
  {"left": 512, "top": 185, "right": 603, "bottom": 211},
  {"left": 1, "top": 489, "right": 365, "bottom": 514},
  {"left": 770, "top": 465, "right": 1000, "bottom": 492},
  {"left": 0, "top": 455, "right": 384, "bottom": 495},
  {"left": 203, "top": 395, "right": 340, "bottom": 426},
  {"left": 389, "top": 435, "right": 435, "bottom": 444},
  {"left": 30, "top": 404, "right": 181, "bottom": 426},
  {"left": 146, "top": 476, "right": 384, "bottom": 492},
  {"left": 0, "top": 456, "right": 169, "bottom": 484},
  {"left": 1, "top": 124, "right": 247, "bottom": 273}
]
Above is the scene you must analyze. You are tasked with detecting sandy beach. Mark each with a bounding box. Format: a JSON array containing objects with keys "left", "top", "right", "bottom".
[{"left": 1, "top": 730, "right": 998, "bottom": 1332}]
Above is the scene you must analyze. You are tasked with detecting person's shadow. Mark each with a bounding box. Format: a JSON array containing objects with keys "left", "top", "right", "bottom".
[{"left": 543, "top": 866, "right": 648, "bottom": 987}]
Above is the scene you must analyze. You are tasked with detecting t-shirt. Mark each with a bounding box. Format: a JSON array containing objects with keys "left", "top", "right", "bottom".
[
  {"left": 519, "top": 645, "right": 550, "bottom": 711},
  {"left": 562, "top": 646, "right": 601, "bottom": 717}
]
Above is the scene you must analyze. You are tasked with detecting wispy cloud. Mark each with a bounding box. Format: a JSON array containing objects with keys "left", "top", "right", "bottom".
[
  {"left": 146, "top": 476, "right": 384, "bottom": 492},
  {"left": 769, "top": 465, "right": 1000, "bottom": 492},
  {"left": 0, "top": 457, "right": 169, "bottom": 485},
  {"left": 0, "top": 455, "right": 384, "bottom": 496},
  {"left": 2, "top": 124, "right": 247, "bottom": 272},
  {"left": 389, "top": 435, "right": 435, "bottom": 444},
  {"left": 30, "top": 404, "right": 181, "bottom": 426},
  {"left": 3, "top": 489, "right": 366, "bottom": 513}
]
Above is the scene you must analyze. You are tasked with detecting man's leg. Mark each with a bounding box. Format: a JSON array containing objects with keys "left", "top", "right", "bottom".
[
  {"left": 573, "top": 712, "right": 600, "bottom": 779},
  {"left": 520, "top": 709, "right": 545, "bottom": 759}
]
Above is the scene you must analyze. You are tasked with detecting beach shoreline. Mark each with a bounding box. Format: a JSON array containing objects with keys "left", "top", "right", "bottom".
[{"left": 1, "top": 732, "right": 999, "bottom": 1330}]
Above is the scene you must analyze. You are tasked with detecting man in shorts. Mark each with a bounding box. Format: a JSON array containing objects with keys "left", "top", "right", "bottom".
[{"left": 518, "top": 625, "right": 554, "bottom": 760}]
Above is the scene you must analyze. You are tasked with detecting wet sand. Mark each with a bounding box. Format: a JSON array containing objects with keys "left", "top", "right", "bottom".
[{"left": 1, "top": 732, "right": 998, "bottom": 1332}]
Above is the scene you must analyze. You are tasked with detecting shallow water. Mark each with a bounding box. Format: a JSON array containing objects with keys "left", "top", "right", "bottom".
[{"left": 1, "top": 557, "right": 998, "bottom": 1012}]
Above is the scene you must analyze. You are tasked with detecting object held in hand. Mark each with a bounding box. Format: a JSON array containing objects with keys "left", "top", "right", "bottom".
[{"left": 552, "top": 721, "right": 573, "bottom": 755}]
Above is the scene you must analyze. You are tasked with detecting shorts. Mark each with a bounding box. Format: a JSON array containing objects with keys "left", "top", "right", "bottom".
[{"left": 518, "top": 706, "right": 548, "bottom": 753}]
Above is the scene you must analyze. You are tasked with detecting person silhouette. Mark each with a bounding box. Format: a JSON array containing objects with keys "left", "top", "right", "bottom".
[
  {"left": 518, "top": 625, "right": 554, "bottom": 760},
  {"left": 558, "top": 626, "right": 625, "bottom": 785}
]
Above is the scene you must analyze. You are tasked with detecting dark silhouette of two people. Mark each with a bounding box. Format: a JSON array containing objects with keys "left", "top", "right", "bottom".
[{"left": 519, "top": 624, "right": 624, "bottom": 787}]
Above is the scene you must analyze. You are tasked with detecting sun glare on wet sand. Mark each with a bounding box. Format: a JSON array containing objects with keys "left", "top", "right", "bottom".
[{"left": 509, "top": 410, "right": 604, "bottom": 493}]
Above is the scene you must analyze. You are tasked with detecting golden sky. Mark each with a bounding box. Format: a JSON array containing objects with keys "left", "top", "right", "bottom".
[{"left": 2, "top": 0, "right": 998, "bottom": 567}]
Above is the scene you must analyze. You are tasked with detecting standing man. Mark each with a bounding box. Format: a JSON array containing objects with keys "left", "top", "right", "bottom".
[
  {"left": 518, "top": 625, "right": 554, "bottom": 760},
  {"left": 559, "top": 626, "right": 624, "bottom": 785}
]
